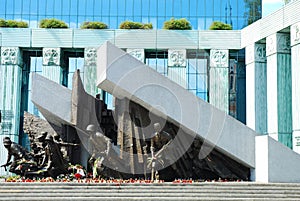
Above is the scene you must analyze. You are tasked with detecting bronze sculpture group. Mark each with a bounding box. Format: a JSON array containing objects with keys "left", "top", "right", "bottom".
[{"left": 1, "top": 132, "right": 79, "bottom": 179}]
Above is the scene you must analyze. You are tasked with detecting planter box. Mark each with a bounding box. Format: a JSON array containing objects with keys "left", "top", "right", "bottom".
[
  {"left": 31, "top": 29, "right": 73, "bottom": 47},
  {"left": 73, "top": 29, "right": 115, "bottom": 48},
  {"left": 0, "top": 28, "right": 31, "bottom": 47}
]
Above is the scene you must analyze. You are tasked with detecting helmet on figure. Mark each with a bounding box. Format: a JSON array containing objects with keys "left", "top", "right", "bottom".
[
  {"left": 3, "top": 137, "right": 12, "bottom": 146},
  {"left": 86, "top": 124, "right": 96, "bottom": 132}
]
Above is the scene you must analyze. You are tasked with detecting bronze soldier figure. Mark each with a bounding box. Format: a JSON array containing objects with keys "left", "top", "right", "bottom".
[{"left": 1, "top": 137, "right": 34, "bottom": 174}]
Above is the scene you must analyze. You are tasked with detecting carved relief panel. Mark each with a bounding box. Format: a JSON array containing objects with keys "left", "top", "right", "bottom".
[
  {"left": 210, "top": 49, "right": 228, "bottom": 67},
  {"left": 168, "top": 49, "right": 186, "bottom": 67},
  {"left": 127, "top": 49, "right": 145, "bottom": 63},
  {"left": 84, "top": 47, "right": 97, "bottom": 66},
  {"left": 42, "top": 48, "right": 61, "bottom": 66},
  {"left": 291, "top": 22, "right": 300, "bottom": 46},
  {"left": 246, "top": 43, "right": 267, "bottom": 64},
  {"left": 1, "top": 47, "right": 21, "bottom": 65},
  {"left": 255, "top": 44, "right": 267, "bottom": 62},
  {"left": 266, "top": 33, "right": 290, "bottom": 56}
]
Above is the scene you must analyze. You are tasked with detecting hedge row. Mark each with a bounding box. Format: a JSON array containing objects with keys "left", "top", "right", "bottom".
[
  {"left": 0, "top": 19, "right": 28, "bottom": 28},
  {"left": 0, "top": 18, "right": 232, "bottom": 30}
]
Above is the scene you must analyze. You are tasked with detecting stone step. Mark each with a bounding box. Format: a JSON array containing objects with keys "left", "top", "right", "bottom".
[
  {"left": 0, "top": 197, "right": 300, "bottom": 201},
  {"left": 1, "top": 182, "right": 300, "bottom": 201},
  {"left": 1, "top": 188, "right": 300, "bottom": 194},
  {"left": 2, "top": 192, "right": 300, "bottom": 197}
]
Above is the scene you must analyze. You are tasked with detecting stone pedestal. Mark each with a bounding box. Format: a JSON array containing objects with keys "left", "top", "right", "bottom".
[
  {"left": 209, "top": 49, "right": 229, "bottom": 113},
  {"left": 266, "top": 33, "right": 292, "bottom": 148},
  {"left": 0, "top": 47, "right": 22, "bottom": 175},
  {"left": 42, "top": 48, "right": 63, "bottom": 83},
  {"left": 291, "top": 22, "right": 300, "bottom": 153},
  {"left": 245, "top": 43, "right": 267, "bottom": 134}
]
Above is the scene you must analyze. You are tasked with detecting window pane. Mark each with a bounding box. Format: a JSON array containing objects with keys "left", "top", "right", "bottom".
[
  {"left": 158, "top": 0, "right": 166, "bottom": 17},
  {"left": 125, "top": 0, "right": 134, "bottom": 17},
  {"left": 197, "top": 92, "right": 207, "bottom": 101},
  {"left": 197, "top": 59, "right": 207, "bottom": 74},
  {"left": 165, "top": 0, "right": 172, "bottom": 17},
  {"left": 187, "top": 73, "right": 196, "bottom": 89},
  {"left": 181, "top": 0, "right": 189, "bottom": 16},
  {"left": 15, "top": 0, "right": 23, "bottom": 15},
  {"left": 197, "top": 74, "right": 207, "bottom": 91}
]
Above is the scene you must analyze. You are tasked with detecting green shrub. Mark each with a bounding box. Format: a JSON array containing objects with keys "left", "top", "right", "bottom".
[
  {"left": 119, "top": 21, "right": 153, "bottom": 29},
  {"left": 163, "top": 18, "right": 192, "bottom": 30},
  {"left": 39, "top": 18, "right": 68, "bottom": 28},
  {"left": 209, "top": 21, "right": 232, "bottom": 30},
  {"left": 0, "top": 19, "right": 28, "bottom": 28},
  {"left": 0, "top": 19, "right": 6, "bottom": 27},
  {"left": 80, "top": 21, "right": 108, "bottom": 29},
  {"left": 141, "top": 23, "right": 153, "bottom": 29}
]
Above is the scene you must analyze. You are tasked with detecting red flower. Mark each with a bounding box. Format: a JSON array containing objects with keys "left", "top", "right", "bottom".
[{"left": 74, "top": 173, "right": 82, "bottom": 179}]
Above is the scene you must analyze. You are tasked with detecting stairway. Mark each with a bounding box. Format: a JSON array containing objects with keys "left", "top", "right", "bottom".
[{"left": 0, "top": 182, "right": 300, "bottom": 201}]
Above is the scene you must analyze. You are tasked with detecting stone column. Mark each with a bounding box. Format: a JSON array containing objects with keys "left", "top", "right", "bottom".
[
  {"left": 291, "top": 22, "right": 300, "bottom": 153},
  {"left": 42, "top": 48, "right": 63, "bottom": 83},
  {"left": 266, "top": 33, "right": 292, "bottom": 148},
  {"left": 245, "top": 43, "right": 267, "bottom": 134},
  {"left": 84, "top": 47, "right": 100, "bottom": 97},
  {"left": 209, "top": 49, "right": 229, "bottom": 113},
  {"left": 0, "top": 47, "right": 22, "bottom": 174},
  {"left": 167, "top": 49, "right": 187, "bottom": 88}
]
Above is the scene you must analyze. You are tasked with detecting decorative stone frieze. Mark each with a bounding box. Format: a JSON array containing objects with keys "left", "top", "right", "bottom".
[
  {"left": 42, "top": 48, "right": 61, "bottom": 66},
  {"left": 291, "top": 22, "right": 300, "bottom": 46},
  {"left": 266, "top": 33, "right": 290, "bottom": 56},
  {"left": 1, "top": 47, "right": 21, "bottom": 65},
  {"left": 127, "top": 49, "right": 145, "bottom": 63},
  {"left": 246, "top": 43, "right": 266, "bottom": 64},
  {"left": 210, "top": 49, "right": 228, "bottom": 67},
  {"left": 84, "top": 47, "right": 97, "bottom": 66},
  {"left": 168, "top": 49, "right": 186, "bottom": 67}
]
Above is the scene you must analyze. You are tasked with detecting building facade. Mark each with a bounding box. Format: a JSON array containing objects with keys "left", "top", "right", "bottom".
[
  {"left": 0, "top": 0, "right": 261, "bottom": 176},
  {"left": 0, "top": 0, "right": 261, "bottom": 30}
]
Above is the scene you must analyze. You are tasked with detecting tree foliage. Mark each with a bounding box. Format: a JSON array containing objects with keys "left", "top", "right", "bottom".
[
  {"left": 119, "top": 21, "right": 153, "bottom": 29},
  {"left": 80, "top": 21, "right": 108, "bottom": 29},
  {"left": 243, "top": 0, "right": 262, "bottom": 26},
  {"left": 163, "top": 18, "right": 192, "bottom": 30},
  {"left": 0, "top": 19, "right": 28, "bottom": 28},
  {"left": 209, "top": 21, "right": 232, "bottom": 30},
  {"left": 39, "top": 18, "right": 68, "bottom": 28}
]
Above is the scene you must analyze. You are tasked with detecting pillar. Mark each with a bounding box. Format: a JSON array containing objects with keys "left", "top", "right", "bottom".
[
  {"left": 84, "top": 47, "right": 100, "bottom": 96},
  {"left": 167, "top": 49, "right": 187, "bottom": 88},
  {"left": 209, "top": 49, "right": 229, "bottom": 113},
  {"left": 245, "top": 43, "right": 267, "bottom": 134},
  {"left": 291, "top": 22, "right": 300, "bottom": 153},
  {"left": 42, "top": 48, "right": 63, "bottom": 83},
  {"left": 0, "top": 47, "right": 22, "bottom": 174},
  {"left": 266, "top": 33, "right": 292, "bottom": 148}
]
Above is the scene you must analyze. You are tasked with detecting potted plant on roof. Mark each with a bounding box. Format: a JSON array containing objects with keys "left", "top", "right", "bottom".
[
  {"left": 0, "top": 19, "right": 28, "bottom": 28},
  {"left": 119, "top": 21, "right": 153, "bottom": 29},
  {"left": 39, "top": 18, "right": 68, "bottom": 28},
  {"left": 209, "top": 21, "right": 232, "bottom": 30},
  {"left": 80, "top": 21, "right": 108, "bottom": 29},
  {"left": 162, "top": 18, "right": 192, "bottom": 30}
]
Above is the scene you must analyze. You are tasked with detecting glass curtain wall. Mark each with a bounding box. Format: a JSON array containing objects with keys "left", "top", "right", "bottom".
[{"left": 0, "top": 0, "right": 261, "bottom": 30}]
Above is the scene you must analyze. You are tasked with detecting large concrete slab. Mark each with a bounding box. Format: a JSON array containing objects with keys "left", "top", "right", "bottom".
[
  {"left": 255, "top": 135, "right": 300, "bottom": 183},
  {"left": 97, "top": 41, "right": 257, "bottom": 168},
  {"left": 31, "top": 73, "right": 72, "bottom": 126}
]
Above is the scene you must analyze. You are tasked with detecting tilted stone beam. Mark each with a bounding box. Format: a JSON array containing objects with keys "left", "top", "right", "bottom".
[{"left": 96, "top": 41, "right": 257, "bottom": 168}]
